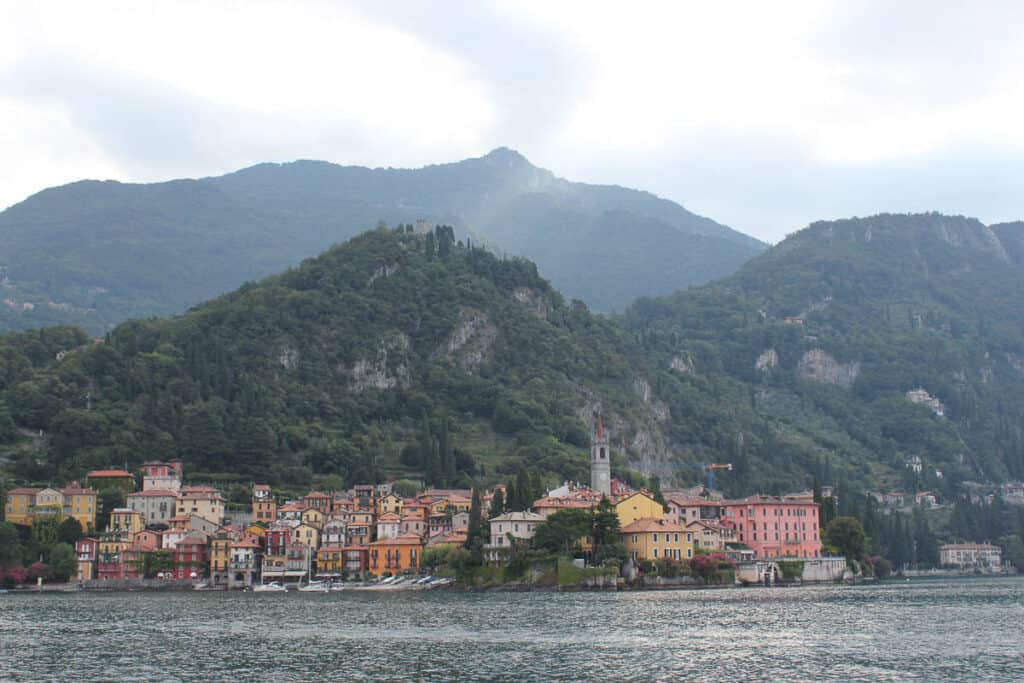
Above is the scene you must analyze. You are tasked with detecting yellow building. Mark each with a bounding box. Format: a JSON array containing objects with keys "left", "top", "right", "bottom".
[
  {"left": 5, "top": 488, "right": 40, "bottom": 525},
  {"left": 377, "top": 493, "right": 404, "bottom": 517},
  {"left": 614, "top": 492, "right": 664, "bottom": 529},
  {"left": 177, "top": 486, "right": 225, "bottom": 525},
  {"left": 62, "top": 482, "right": 98, "bottom": 531},
  {"left": 300, "top": 507, "right": 325, "bottom": 530},
  {"left": 316, "top": 546, "right": 345, "bottom": 576},
  {"left": 109, "top": 508, "right": 145, "bottom": 535},
  {"left": 210, "top": 534, "right": 232, "bottom": 578},
  {"left": 621, "top": 518, "right": 693, "bottom": 562},
  {"left": 292, "top": 523, "right": 320, "bottom": 549},
  {"left": 33, "top": 487, "right": 65, "bottom": 522}
]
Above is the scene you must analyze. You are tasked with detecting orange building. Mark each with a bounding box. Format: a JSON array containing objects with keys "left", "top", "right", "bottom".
[
  {"left": 252, "top": 484, "right": 276, "bottom": 523},
  {"left": 368, "top": 534, "right": 424, "bottom": 576}
]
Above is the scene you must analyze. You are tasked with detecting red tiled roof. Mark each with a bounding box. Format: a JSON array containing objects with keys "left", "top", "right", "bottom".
[
  {"left": 377, "top": 513, "right": 401, "bottom": 522},
  {"left": 87, "top": 470, "right": 133, "bottom": 478},
  {"left": 7, "top": 487, "right": 41, "bottom": 495},
  {"left": 370, "top": 533, "right": 424, "bottom": 546},
  {"left": 621, "top": 518, "right": 685, "bottom": 534},
  {"left": 127, "top": 489, "right": 176, "bottom": 497}
]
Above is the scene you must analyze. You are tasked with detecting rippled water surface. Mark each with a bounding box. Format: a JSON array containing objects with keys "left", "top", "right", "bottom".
[{"left": 1, "top": 576, "right": 1022, "bottom": 681}]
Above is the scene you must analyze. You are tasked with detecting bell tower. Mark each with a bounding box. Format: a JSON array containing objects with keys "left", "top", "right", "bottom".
[{"left": 591, "top": 414, "right": 611, "bottom": 496}]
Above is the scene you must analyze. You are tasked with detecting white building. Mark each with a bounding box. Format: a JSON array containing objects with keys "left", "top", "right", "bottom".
[
  {"left": 484, "top": 511, "right": 545, "bottom": 564},
  {"left": 940, "top": 543, "right": 1002, "bottom": 569},
  {"left": 126, "top": 490, "right": 178, "bottom": 526}
]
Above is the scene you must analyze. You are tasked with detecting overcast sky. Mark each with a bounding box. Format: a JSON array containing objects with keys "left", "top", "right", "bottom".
[{"left": 2, "top": 0, "right": 1022, "bottom": 242}]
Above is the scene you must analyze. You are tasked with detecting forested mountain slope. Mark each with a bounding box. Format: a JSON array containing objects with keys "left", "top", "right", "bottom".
[
  {"left": 0, "top": 227, "right": 674, "bottom": 490},
  {"left": 0, "top": 149, "right": 764, "bottom": 333},
  {"left": 622, "top": 213, "right": 1024, "bottom": 496}
]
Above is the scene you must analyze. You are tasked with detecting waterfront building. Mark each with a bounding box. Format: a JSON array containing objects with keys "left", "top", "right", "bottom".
[
  {"left": 228, "top": 536, "right": 262, "bottom": 588},
  {"left": 590, "top": 415, "right": 611, "bottom": 496},
  {"left": 368, "top": 534, "right": 424, "bottom": 576},
  {"left": 252, "top": 484, "right": 276, "bottom": 523},
  {"left": 940, "top": 543, "right": 1002, "bottom": 569},
  {"left": 176, "top": 486, "right": 225, "bottom": 525},
  {"left": 614, "top": 491, "right": 664, "bottom": 529},
  {"left": 341, "top": 546, "right": 369, "bottom": 578},
  {"left": 484, "top": 511, "right": 544, "bottom": 564},
  {"left": 127, "top": 489, "right": 178, "bottom": 526},
  {"left": 210, "top": 532, "right": 232, "bottom": 585},
  {"left": 3, "top": 483, "right": 97, "bottom": 530},
  {"left": 316, "top": 546, "right": 345, "bottom": 578},
  {"left": 719, "top": 495, "right": 822, "bottom": 559},
  {"left": 140, "top": 460, "right": 183, "bottom": 493},
  {"left": 621, "top": 518, "right": 693, "bottom": 562},
  {"left": 172, "top": 531, "right": 209, "bottom": 579},
  {"left": 427, "top": 529, "right": 468, "bottom": 549},
  {"left": 75, "top": 537, "right": 98, "bottom": 581},
  {"left": 86, "top": 469, "right": 135, "bottom": 494}
]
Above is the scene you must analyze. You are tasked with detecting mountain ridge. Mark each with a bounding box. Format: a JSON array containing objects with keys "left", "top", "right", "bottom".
[{"left": 0, "top": 148, "right": 765, "bottom": 334}]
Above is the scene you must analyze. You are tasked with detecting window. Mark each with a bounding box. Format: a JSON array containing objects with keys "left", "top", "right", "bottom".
[
  {"left": 632, "top": 534, "right": 638, "bottom": 544},
  {"left": 653, "top": 548, "right": 658, "bottom": 558},
  {"left": 652, "top": 533, "right": 658, "bottom": 542}
]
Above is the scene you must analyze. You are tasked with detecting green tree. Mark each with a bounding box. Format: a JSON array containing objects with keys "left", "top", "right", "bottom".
[
  {"left": 532, "top": 508, "right": 591, "bottom": 557},
  {"left": 487, "top": 488, "right": 505, "bottom": 520},
  {"left": 48, "top": 543, "right": 77, "bottom": 582},
  {"left": 98, "top": 488, "right": 125, "bottom": 531},
  {"left": 590, "top": 495, "right": 625, "bottom": 565},
  {"left": 0, "top": 522, "right": 23, "bottom": 564},
  {"left": 465, "top": 488, "right": 484, "bottom": 564},
  {"left": 823, "top": 516, "right": 868, "bottom": 563},
  {"left": 57, "top": 517, "right": 83, "bottom": 545}
]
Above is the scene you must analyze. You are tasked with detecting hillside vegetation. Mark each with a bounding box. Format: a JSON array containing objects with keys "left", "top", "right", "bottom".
[
  {"left": 0, "top": 227, "right": 669, "bottom": 491},
  {"left": 621, "top": 213, "right": 1024, "bottom": 496},
  {"left": 2, "top": 214, "right": 1022, "bottom": 504}
]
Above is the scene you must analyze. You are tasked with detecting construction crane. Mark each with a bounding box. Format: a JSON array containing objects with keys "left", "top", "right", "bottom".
[
  {"left": 677, "top": 462, "right": 733, "bottom": 494},
  {"left": 704, "top": 463, "right": 733, "bottom": 492}
]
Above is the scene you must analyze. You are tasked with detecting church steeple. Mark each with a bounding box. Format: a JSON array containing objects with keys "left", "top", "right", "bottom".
[{"left": 591, "top": 414, "right": 611, "bottom": 496}]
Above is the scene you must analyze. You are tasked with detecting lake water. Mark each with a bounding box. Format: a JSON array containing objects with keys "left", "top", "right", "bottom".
[{"left": 1, "top": 576, "right": 1022, "bottom": 682}]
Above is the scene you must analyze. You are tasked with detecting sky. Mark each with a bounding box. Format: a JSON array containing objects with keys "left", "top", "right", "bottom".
[{"left": 1, "top": 0, "right": 1022, "bottom": 243}]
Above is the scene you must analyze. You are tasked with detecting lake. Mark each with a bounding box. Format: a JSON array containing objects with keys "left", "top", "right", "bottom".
[{"left": 1, "top": 576, "right": 1021, "bottom": 681}]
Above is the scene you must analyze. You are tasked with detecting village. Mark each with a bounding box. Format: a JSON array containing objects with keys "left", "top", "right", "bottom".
[{"left": 3, "top": 421, "right": 1008, "bottom": 590}]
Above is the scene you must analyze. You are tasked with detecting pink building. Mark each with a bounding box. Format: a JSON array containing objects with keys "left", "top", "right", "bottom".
[{"left": 719, "top": 495, "right": 822, "bottom": 559}]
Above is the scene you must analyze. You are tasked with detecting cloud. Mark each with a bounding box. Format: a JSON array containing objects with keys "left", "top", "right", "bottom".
[{"left": 0, "top": 0, "right": 1021, "bottom": 242}]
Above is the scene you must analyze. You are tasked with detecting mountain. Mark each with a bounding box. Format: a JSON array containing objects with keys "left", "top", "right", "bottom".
[
  {"left": 0, "top": 226, "right": 674, "bottom": 493},
  {"left": 621, "top": 213, "right": 1024, "bottom": 495},
  {"left": 0, "top": 149, "right": 765, "bottom": 334}
]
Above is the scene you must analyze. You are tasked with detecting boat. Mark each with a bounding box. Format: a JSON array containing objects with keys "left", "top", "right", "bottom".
[
  {"left": 253, "top": 581, "right": 288, "bottom": 593},
  {"left": 297, "top": 579, "right": 330, "bottom": 593}
]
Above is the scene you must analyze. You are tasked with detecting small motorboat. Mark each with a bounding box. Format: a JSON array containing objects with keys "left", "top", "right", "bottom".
[
  {"left": 297, "top": 579, "right": 330, "bottom": 593},
  {"left": 253, "top": 581, "right": 288, "bottom": 593}
]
